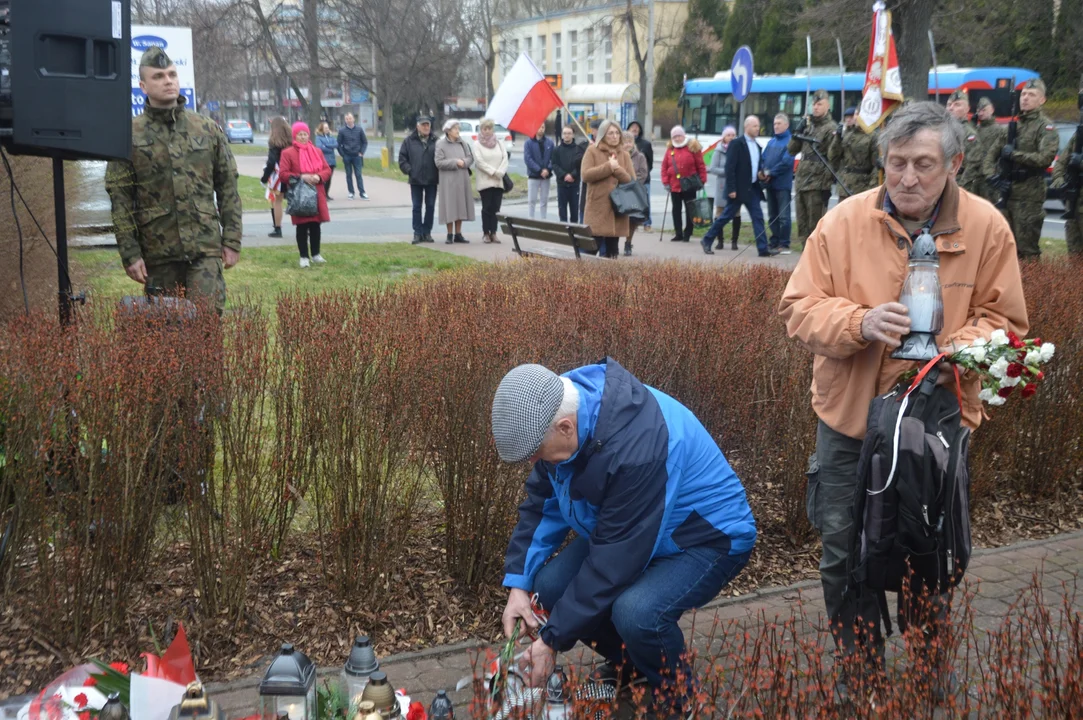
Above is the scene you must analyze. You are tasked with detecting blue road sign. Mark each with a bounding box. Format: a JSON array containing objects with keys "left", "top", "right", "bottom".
[
  {"left": 730, "top": 46, "right": 754, "bottom": 103},
  {"left": 206, "top": 100, "right": 220, "bottom": 112}
]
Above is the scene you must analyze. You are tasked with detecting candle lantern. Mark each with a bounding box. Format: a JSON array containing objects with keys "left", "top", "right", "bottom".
[
  {"left": 341, "top": 636, "right": 380, "bottom": 708},
  {"left": 891, "top": 231, "right": 944, "bottom": 362},
  {"left": 259, "top": 644, "right": 317, "bottom": 720},
  {"left": 168, "top": 683, "right": 224, "bottom": 720},
  {"left": 99, "top": 694, "right": 131, "bottom": 720},
  {"left": 359, "top": 671, "right": 399, "bottom": 720}
]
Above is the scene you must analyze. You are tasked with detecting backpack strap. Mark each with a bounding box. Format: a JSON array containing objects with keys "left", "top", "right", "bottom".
[{"left": 904, "top": 352, "right": 964, "bottom": 410}]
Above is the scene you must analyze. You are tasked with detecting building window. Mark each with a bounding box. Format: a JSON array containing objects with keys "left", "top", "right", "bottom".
[
  {"left": 569, "top": 30, "right": 578, "bottom": 85},
  {"left": 585, "top": 28, "right": 594, "bottom": 84},
  {"left": 603, "top": 25, "right": 612, "bottom": 83},
  {"left": 499, "top": 40, "right": 506, "bottom": 75},
  {"left": 553, "top": 33, "right": 561, "bottom": 75},
  {"left": 511, "top": 37, "right": 519, "bottom": 62},
  {"left": 537, "top": 35, "right": 546, "bottom": 72},
  {"left": 524, "top": 36, "right": 532, "bottom": 63}
]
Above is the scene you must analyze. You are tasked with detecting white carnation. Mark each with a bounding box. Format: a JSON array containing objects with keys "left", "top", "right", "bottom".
[
  {"left": 978, "top": 388, "right": 996, "bottom": 403},
  {"left": 988, "top": 356, "right": 1010, "bottom": 379},
  {"left": 1001, "top": 375, "right": 1021, "bottom": 388},
  {"left": 965, "top": 346, "right": 988, "bottom": 364},
  {"left": 971, "top": 337, "right": 988, "bottom": 347},
  {"left": 989, "top": 329, "right": 1009, "bottom": 347},
  {"left": 988, "top": 395, "right": 1007, "bottom": 407},
  {"left": 1039, "top": 343, "right": 1055, "bottom": 362},
  {"left": 1024, "top": 349, "right": 1041, "bottom": 365}
]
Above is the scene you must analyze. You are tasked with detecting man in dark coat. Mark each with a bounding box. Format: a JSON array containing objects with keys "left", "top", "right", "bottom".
[
  {"left": 551, "top": 125, "right": 585, "bottom": 223},
  {"left": 398, "top": 115, "right": 439, "bottom": 243},
  {"left": 627, "top": 121, "right": 654, "bottom": 228},
  {"left": 337, "top": 112, "right": 369, "bottom": 199},
  {"left": 702, "top": 115, "right": 776, "bottom": 257}
]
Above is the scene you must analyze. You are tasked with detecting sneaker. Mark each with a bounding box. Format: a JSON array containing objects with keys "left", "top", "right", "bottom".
[
  {"left": 348, "top": 193, "right": 355, "bottom": 199},
  {"left": 779, "top": 247, "right": 793, "bottom": 255},
  {"left": 758, "top": 248, "right": 781, "bottom": 257},
  {"left": 311, "top": 254, "right": 326, "bottom": 264},
  {"left": 360, "top": 192, "right": 369, "bottom": 200},
  {"left": 701, "top": 240, "right": 714, "bottom": 255},
  {"left": 299, "top": 257, "right": 310, "bottom": 268}
]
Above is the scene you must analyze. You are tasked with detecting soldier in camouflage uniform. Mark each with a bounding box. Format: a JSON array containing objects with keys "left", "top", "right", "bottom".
[
  {"left": 964, "top": 97, "right": 1004, "bottom": 204},
  {"left": 827, "top": 107, "right": 878, "bottom": 200},
  {"left": 788, "top": 89, "right": 838, "bottom": 244},
  {"left": 1051, "top": 130, "right": 1083, "bottom": 255},
  {"left": 106, "top": 47, "right": 242, "bottom": 314},
  {"left": 946, "top": 89, "right": 981, "bottom": 195},
  {"left": 982, "top": 78, "right": 1059, "bottom": 259}
]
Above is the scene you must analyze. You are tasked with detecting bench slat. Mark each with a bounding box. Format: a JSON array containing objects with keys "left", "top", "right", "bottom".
[
  {"left": 499, "top": 224, "right": 599, "bottom": 254},
  {"left": 496, "top": 214, "right": 593, "bottom": 240}
]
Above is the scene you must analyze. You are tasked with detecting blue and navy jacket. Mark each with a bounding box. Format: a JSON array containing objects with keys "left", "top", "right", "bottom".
[
  {"left": 762, "top": 130, "right": 794, "bottom": 190},
  {"left": 524, "top": 136, "right": 555, "bottom": 179},
  {"left": 502, "top": 359, "right": 757, "bottom": 652}
]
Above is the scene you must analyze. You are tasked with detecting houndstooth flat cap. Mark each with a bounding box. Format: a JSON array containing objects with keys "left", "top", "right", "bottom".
[{"left": 492, "top": 364, "right": 564, "bottom": 463}]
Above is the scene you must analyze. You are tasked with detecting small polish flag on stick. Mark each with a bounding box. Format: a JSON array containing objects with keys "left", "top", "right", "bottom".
[{"left": 487, "top": 53, "right": 565, "bottom": 136}]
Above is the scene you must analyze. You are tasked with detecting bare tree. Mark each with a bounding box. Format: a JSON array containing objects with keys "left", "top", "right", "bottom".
[
  {"left": 247, "top": 0, "right": 314, "bottom": 121},
  {"left": 616, "top": 0, "right": 682, "bottom": 124}
]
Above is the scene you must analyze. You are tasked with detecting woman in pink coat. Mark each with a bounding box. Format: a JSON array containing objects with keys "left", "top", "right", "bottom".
[{"left": 278, "top": 121, "right": 332, "bottom": 268}]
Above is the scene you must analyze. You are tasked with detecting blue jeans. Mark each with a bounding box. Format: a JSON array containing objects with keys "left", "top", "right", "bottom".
[
  {"left": 341, "top": 154, "right": 365, "bottom": 195},
  {"left": 411, "top": 184, "right": 437, "bottom": 235},
  {"left": 704, "top": 193, "right": 768, "bottom": 253},
  {"left": 557, "top": 182, "right": 580, "bottom": 223},
  {"left": 533, "top": 537, "right": 751, "bottom": 690},
  {"left": 766, "top": 187, "right": 791, "bottom": 248}
]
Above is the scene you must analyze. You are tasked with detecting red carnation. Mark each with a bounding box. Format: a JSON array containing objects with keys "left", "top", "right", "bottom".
[
  {"left": 74, "top": 694, "right": 88, "bottom": 710},
  {"left": 79, "top": 712, "right": 91, "bottom": 720},
  {"left": 1033, "top": 337, "right": 1042, "bottom": 346},
  {"left": 1038, "top": 371, "right": 1045, "bottom": 380},
  {"left": 83, "top": 677, "right": 97, "bottom": 687},
  {"left": 1006, "top": 363, "right": 1024, "bottom": 378},
  {"left": 109, "top": 661, "right": 129, "bottom": 674},
  {"left": 1021, "top": 383, "right": 1037, "bottom": 398},
  {"left": 998, "top": 385, "right": 1015, "bottom": 398},
  {"left": 1008, "top": 331, "right": 1024, "bottom": 349}
]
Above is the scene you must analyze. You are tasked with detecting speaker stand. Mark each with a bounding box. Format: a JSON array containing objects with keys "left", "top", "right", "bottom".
[{"left": 52, "top": 156, "right": 72, "bottom": 326}]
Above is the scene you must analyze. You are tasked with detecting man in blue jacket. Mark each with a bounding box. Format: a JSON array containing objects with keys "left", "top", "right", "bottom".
[
  {"left": 492, "top": 359, "right": 756, "bottom": 709},
  {"left": 524, "top": 124, "right": 555, "bottom": 219},
  {"left": 761, "top": 113, "right": 794, "bottom": 254},
  {"left": 337, "top": 113, "right": 369, "bottom": 200}
]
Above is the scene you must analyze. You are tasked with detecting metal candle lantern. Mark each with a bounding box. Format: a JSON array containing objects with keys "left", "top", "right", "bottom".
[
  {"left": 259, "top": 644, "right": 317, "bottom": 720},
  {"left": 891, "top": 231, "right": 944, "bottom": 361},
  {"left": 342, "top": 636, "right": 380, "bottom": 708},
  {"left": 168, "top": 683, "right": 223, "bottom": 720}
]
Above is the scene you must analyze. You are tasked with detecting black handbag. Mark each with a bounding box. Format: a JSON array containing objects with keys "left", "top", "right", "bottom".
[
  {"left": 502, "top": 174, "right": 514, "bottom": 192},
  {"left": 285, "top": 176, "right": 319, "bottom": 217},
  {"left": 679, "top": 174, "right": 703, "bottom": 193},
  {"left": 610, "top": 180, "right": 650, "bottom": 220}
]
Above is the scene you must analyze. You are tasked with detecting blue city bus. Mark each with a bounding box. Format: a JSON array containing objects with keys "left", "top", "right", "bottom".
[{"left": 679, "top": 66, "right": 1039, "bottom": 149}]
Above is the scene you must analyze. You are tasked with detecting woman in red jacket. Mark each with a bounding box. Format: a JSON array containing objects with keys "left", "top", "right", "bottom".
[
  {"left": 278, "top": 121, "right": 332, "bottom": 268},
  {"left": 660, "top": 125, "right": 707, "bottom": 242}
]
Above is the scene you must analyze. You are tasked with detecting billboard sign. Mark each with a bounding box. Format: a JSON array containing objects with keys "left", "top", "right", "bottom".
[{"left": 130, "top": 25, "right": 195, "bottom": 117}]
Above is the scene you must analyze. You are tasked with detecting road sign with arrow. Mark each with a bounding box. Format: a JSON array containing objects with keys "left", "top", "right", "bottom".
[{"left": 730, "top": 46, "right": 754, "bottom": 103}]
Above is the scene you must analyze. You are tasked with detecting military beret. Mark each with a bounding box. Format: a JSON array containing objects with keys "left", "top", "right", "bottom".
[
  {"left": 947, "top": 89, "right": 968, "bottom": 103},
  {"left": 139, "top": 46, "right": 173, "bottom": 69},
  {"left": 1023, "top": 78, "right": 1046, "bottom": 94},
  {"left": 976, "top": 97, "right": 994, "bottom": 111},
  {"left": 812, "top": 89, "right": 829, "bottom": 102},
  {"left": 844, "top": 107, "right": 857, "bottom": 117}
]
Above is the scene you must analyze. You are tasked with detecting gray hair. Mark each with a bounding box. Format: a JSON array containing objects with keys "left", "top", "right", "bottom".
[
  {"left": 596, "top": 118, "right": 622, "bottom": 145},
  {"left": 774, "top": 113, "right": 790, "bottom": 124},
  {"left": 878, "top": 101, "right": 965, "bottom": 167},
  {"left": 479, "top": 118, "right": 495, "bottom": 132},
  {"left": 548, "top": 377, "right": 580, "bottom": 428}
]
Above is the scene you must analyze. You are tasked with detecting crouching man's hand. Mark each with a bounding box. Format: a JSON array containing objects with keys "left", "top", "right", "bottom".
[
  {"left": 519, "top": 637, "right": 556, "bottom": 689},
  {"left": 502, "top": 588, "right": 540, "bottom": 638}
]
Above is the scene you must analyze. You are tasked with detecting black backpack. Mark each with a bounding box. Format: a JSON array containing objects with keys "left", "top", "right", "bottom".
[{"left": 846, "top": 356, "right": 972, "bottom": 634}]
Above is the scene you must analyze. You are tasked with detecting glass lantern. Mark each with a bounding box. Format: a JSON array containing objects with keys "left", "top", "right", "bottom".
[
  {"left": 341, "top": 636, "right": 380, "bottom": 709},
  {"left": 892, "top": 231, "right": 944, "bottom": 362},
  {"left": 259, "top": 644, "right": 316, "bottom": 720},
  {"left": 168, "top": 683, "right": 223, "bottom": 720}
]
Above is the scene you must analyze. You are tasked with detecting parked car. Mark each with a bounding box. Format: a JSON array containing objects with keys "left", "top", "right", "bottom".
[
  {"left": 1045, "top": 123, "right": 1076, "bottom": 205},
  {"left": 225, "top": 120, "right": 254, "bottom": 144},
  {"left": 456, "top": 119, "right": 515, "bottom": 157}
]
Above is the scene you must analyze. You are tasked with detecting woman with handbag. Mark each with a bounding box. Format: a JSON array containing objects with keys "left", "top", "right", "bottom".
[
  {"left": 278, "top": 122, "right": 332, "bottom": 268},
  {"left": 581, "top": 119, "right": 634, "bottom": 259},
  {"left": 622, "top": 131, "right": 649, "bottom": 256},
  {"left": 435, "top": 119, "right": 475, "bottom": 244},
  {"left": 472, "top": 118, "right": 509, "bottom": 244},
  {"left": 260, "top": 116, "right": 292, "bottom": 238},
  {"left": 660, "top": 125, "right": 707, "bottom": 242}
]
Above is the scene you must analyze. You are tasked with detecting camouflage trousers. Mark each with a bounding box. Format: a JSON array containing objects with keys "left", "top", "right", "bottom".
[
  {"left": 1067, "top": 217, "right": 1082, "bottom": 256},
  {"left": 1003, "top": 199, "right": 1045, "bottom": 259},
  {"left": 146, "top": 256, "right": 226, "bottom": 314},
  {"left": 795, "top": 189, "right": 830, "bottom": 244}
]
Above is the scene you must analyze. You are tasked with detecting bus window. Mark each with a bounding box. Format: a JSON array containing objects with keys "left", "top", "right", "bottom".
[{"left": 779, "top": 93, "right": 804, "bottom": 118}]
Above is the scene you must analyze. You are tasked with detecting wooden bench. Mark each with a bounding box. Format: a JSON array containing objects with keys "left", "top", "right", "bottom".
[{"left": 497, "top": 214, "right": 599, "bottom": 260}]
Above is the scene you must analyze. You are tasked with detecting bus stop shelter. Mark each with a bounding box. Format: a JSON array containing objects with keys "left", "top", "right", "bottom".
[{"left": 564, "top": 83, "right": 640, "bottom": 129}]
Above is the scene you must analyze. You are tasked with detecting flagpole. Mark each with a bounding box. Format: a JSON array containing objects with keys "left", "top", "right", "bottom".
[
  {"left": 836, "top": 38, "right": 845, "bottom": 117},
  {"left": 805, "top": 36, "right": 812, "bottom": 116},
  {"left": 928, "top": 30, "right": 939, "bottom": 103}
]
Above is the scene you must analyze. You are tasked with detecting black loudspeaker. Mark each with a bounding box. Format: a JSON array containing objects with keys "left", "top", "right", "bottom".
[{"left": 0, "top": 0, "right": 131, "bottom": 161}]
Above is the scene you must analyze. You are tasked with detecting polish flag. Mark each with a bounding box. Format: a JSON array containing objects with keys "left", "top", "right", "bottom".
[
  {"left": 487, "top": 53, "right": 564, "bottom": 136},
  {"left": 857, "top": 0, "right": 903, "bottom": 132}
]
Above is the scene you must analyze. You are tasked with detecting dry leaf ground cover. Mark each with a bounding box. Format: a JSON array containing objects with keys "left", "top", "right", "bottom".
[{"left": 2, "top": 259, "right": 1082, "bottom": 699}]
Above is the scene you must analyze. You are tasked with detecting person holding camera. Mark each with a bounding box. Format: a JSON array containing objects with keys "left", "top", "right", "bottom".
[{"left": 788, "top": 89, "right": 838, "bottom": 245}]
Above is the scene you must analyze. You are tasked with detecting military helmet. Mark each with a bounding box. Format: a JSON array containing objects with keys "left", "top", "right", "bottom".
[{"left": 139, "top": 46, "right": 173, "bottom": 69}]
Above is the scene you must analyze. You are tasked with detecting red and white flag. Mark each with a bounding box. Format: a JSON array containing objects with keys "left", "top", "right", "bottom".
[
  {"left": 487, "top": 53, "right": 563, "bottom": 136},
  {"left": 857, "top": 0, "right": 903, "bottom": 132}
]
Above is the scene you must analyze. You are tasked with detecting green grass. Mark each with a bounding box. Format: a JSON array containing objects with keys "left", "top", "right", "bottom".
[
  {"left": 71, "top": 243, "right": 475, "bottom": 310},
  {"left": 227, "top": 142, "right": 269, "bottom": 156},
  {"left": 238, "top": 175, "right": 271, "bottom": 212}
]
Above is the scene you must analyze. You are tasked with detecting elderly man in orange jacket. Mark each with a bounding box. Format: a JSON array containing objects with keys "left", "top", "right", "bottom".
[{"left": 778, "top": 101, "right": 1029, "bottom": 694}]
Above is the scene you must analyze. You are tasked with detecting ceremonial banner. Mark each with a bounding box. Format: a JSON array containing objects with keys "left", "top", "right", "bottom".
[{"left": 857, "top": 1, "right": 903, "bottom": 132}]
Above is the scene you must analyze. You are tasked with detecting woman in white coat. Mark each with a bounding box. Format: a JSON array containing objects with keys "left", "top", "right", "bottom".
[{"left": 473, "top": 119, "right": 508, "bottom": 244}]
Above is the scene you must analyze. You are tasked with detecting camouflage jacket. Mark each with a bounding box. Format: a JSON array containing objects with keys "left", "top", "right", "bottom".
[
  {"left": 956, "top": 119, "right": 980, "bottom": 190},
  {"left": 981, "top": 109, "right": 1059, "bottom": 202},
  {"left": 1051, "top": 130, "right": 1077, "bottom": 189},
  {"left": 827, "top": 125, "right": 878, "bottom": 195},
  {"left": 962, "top": 117, "right": 1003, "bottom": 197},
  {"left": 106, "top": 98, "right": 242, "bottom": 267},
  {"left": 788, "top": 113, "right": 838, "bottom": 191}
]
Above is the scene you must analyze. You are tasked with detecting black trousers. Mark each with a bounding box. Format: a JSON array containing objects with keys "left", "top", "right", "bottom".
[
  {"left": 558, "top": 182, "right": 580, "bottom": 223},
  {"left": 480, "top": 187, "right": 504, "bottom": 234},
  {"left": 592, "top": 236, "right": 619, "bottom": 258},
  {"left": 296, "top": 223, "right": 322, "bottom": 258},
  {"left": 670, "top": 189, "right": 697, "bottom": 239}
]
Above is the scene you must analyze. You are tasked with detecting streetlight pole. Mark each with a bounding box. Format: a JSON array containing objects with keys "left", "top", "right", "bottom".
[{"left": 644, "top": 0, "right": 655, "bottom": 139}]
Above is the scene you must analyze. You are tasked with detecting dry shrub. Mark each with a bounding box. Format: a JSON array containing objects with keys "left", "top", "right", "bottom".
[{"left": 0, "top": 155, "right": 59, "bottom": 320}]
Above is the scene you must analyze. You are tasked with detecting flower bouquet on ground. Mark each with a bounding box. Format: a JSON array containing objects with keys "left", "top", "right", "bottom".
[
  {"left": 949, "top": 330, "right": 1054, "bottom": 407},
  {"left": 20, "top": 625, "right": 197, "bottom": 720}
]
